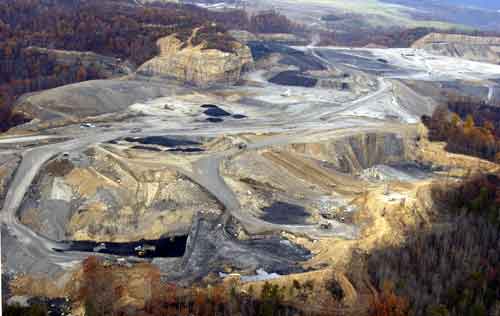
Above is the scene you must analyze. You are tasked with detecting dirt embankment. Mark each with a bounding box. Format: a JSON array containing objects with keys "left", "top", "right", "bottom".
[{"left": 12, "top": 79, "right": 177, "bottom": 122}]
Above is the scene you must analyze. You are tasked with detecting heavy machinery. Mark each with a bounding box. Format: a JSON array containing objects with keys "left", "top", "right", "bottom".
[{"left": 134, "top": 244, "right": 156, "bottom": 257}]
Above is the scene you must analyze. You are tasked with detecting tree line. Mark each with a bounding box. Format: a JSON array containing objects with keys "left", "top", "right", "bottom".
[{"left": 71, "top": 255, "right": 345, "bottom": 316}]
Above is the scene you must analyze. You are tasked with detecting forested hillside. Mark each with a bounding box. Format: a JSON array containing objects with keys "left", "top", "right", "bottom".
[{"left": 364, "top": 98, "right": 500, "bottom": 316}]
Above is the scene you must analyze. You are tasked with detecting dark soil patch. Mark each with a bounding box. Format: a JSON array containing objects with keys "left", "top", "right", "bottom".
[
  {"left": 261, "top": 201, "right": 309, "bottom": 225},
  {"left": 248, "top": 41, "right": 304, "bottom": 61},
  {"left": 166, "top": 147, "right": 204, "bottom": 153},
  {"left": 124, "top": 136, "right": 200, "bottom": 147},
  {"left": 206, "top": 118, "right": 224, "bottom": 123},
  {"left": 203, "top": 107, "right": 231, "bottom": 117},
  {"left": 241, "top": 236, "right": 312, "bottom": 267},
  {"left": 45, "top": 159, "right": 74, "bottom": 177},
  {"left": 247, "top": 41, "right": 325, "bottom": 71},
  {"left": 280, "top": 53, "right": 326, "bottom": 71},
  {"left": 232, "top": 114, "right": 247, "bottom": 119},
  {"left": 269, "top": 71, "right": 317, "bottom": 87}
]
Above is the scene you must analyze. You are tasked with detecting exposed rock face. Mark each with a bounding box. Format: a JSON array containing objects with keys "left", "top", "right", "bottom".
[
  {"left": 412, "top": 33, "right": 500, "bottom": 64},
  {"left": 138, "top": 34, "right": 253, "bottom": 87},
  {"left": 285, "top": 132, "right": 413, "bottom": 174}
]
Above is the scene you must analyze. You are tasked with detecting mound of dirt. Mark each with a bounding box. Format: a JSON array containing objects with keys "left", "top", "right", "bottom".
[{"left": 12, "top": 79, "right": 176, "bottom": 121}]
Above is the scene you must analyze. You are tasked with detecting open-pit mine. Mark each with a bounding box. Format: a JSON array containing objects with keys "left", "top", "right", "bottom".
[{"left": 2, "top": 29, "right": 500, "bottom": 314}]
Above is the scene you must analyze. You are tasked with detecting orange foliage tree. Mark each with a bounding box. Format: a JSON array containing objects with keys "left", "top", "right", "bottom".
[
  {"left": 78, "top": 256, "right": 117, "bottom": 316},
  {"left": 369, "top": 281, "right": 409, "bottom": 316}
]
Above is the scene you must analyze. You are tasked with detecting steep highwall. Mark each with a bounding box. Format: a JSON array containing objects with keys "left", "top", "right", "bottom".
[
  {"left": 285, "top": 132, "right": 415, "bottom": 173},
  {"left": 138, "top": 34, "right": 253, "bottom": 87}
]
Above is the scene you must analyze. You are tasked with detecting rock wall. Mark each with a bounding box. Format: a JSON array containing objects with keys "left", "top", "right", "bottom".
[
  {"left": 412, "top": 33, "right": 500, "bottom": 64},
  {"left": 285, "top": 132, "right": 415, "bottom": 173},
  {"left": 138, "top": 34, "right": 253, "bottom": 87}
]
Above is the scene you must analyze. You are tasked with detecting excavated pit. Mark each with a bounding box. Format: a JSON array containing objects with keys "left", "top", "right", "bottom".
[
  {"left": 7, "top": 129, "right": 437, "bottom": 285},
  {"left": 222, "top": 131, "right": 423, "bottom": 230},
  {"left": 18, "top": 145, "right": 222, "bottom": 243},
  {"left": 12, "top": 142, "right": 312, "bottom": 281}
]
